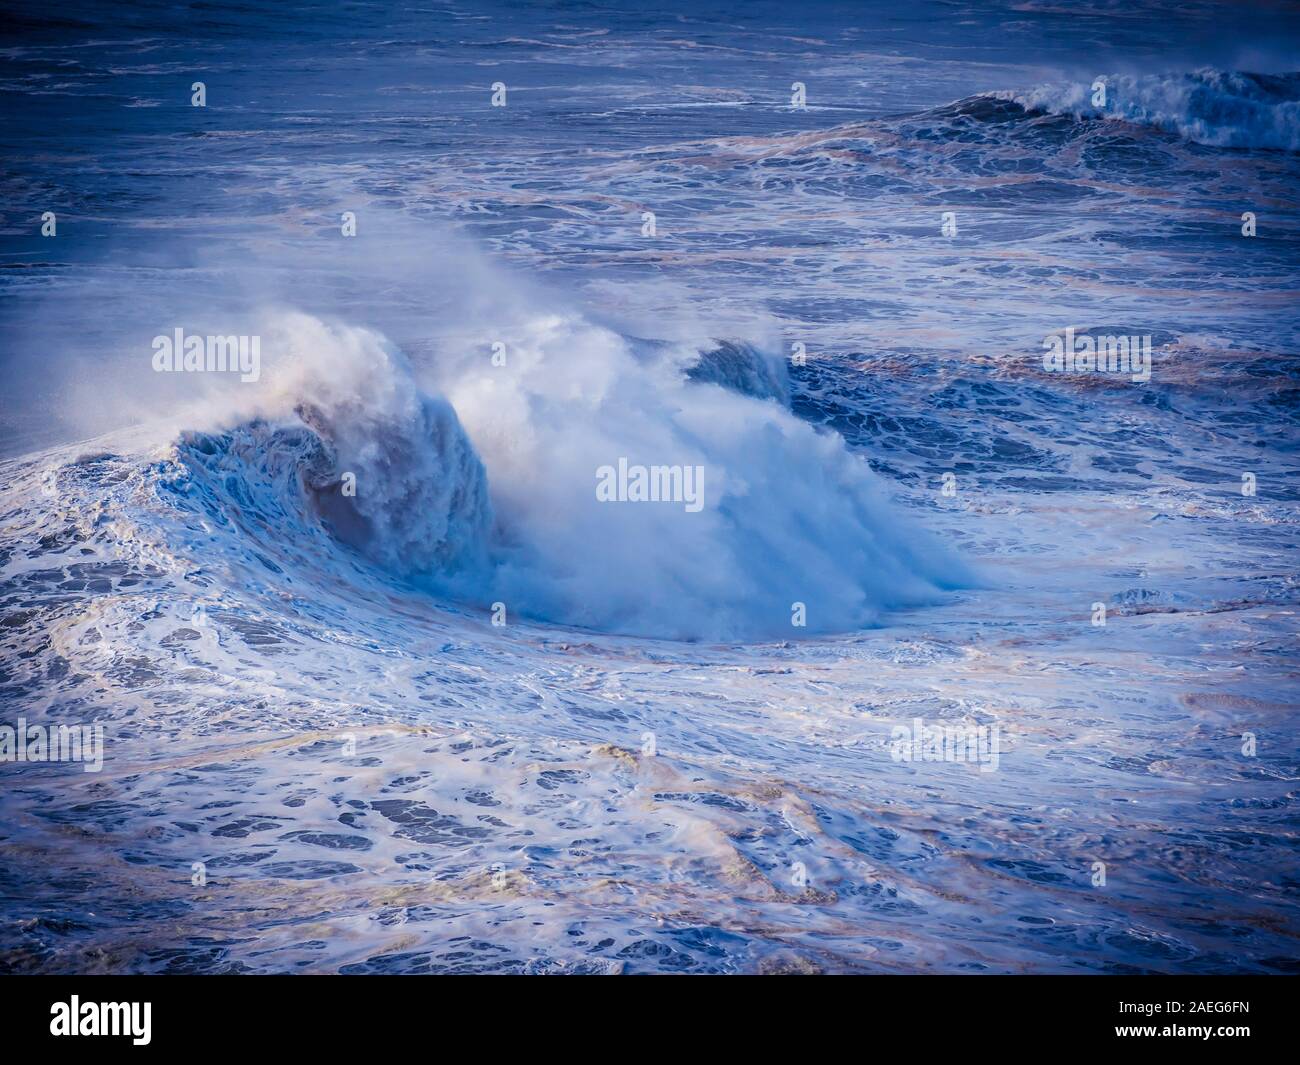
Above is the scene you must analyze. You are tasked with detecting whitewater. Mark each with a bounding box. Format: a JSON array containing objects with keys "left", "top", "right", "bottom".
[{"left": 1, "top": 0, "right": 1298, "bottom": 974}]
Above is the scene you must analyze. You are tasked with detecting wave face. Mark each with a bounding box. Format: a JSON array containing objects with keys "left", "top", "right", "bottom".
[
  {"left": 186, "top": 315, "right": 494, "bottom": 580},
  {"left": 999, "top": 69, "right": 1300, "bottom": 150},
  {"left": 685, "top": 340, "right": 792, "bottom": 405}
]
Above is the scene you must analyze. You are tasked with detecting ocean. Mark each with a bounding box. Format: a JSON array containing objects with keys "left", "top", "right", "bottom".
[{"left": 1, "top": 0, "right": 1298, "bottom": 974}]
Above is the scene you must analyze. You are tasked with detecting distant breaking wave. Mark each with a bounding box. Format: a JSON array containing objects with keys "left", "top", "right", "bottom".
[
  {"left": 993, "top": 69, "right": 1300, "bottom": 151},
  {"left": 160, "top": 311, "right": 969, "bottom": 641}
]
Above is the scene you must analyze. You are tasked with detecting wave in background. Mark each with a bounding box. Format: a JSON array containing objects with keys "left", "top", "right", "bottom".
[{"left": 999, "top": 69, "right": 1300, "bottom": 150}]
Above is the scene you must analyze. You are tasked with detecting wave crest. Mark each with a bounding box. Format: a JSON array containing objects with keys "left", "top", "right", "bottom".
[
  {"left": 995, "top": 69, "right": 1300, "bottom": 151},
  {"left": 173, "top": 313, "right": 492, "bottom": 579}
]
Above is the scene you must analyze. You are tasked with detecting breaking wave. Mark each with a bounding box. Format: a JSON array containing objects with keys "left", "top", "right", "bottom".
[
  {"left": 161, "top": 310, "right": 969, "bottom": 641},
  {"left": 995, "top": 69, "right": 1300, "bottom": 151}
]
